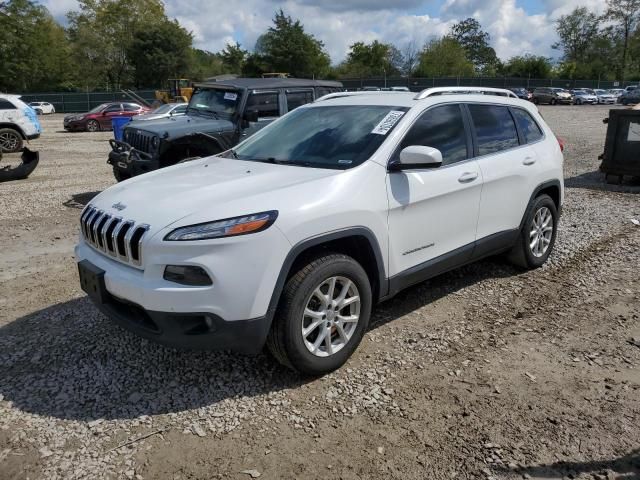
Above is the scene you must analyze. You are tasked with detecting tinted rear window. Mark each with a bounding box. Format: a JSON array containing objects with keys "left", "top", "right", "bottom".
[
  {"left": 286, "top": 90, "right": 314, "bottom": 111},
  {"left": 512, "top": 108, "right": 543, "bottom": 144},
  {"left": 468, "top": 104, "right": 519, "bottom": 156},
  {"left": 0, "top": 99, "right": 16, "bottom": 110}
]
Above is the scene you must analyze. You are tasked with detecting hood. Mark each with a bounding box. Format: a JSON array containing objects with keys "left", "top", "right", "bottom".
[
  {"left": 89, "top": 157, "right": 341, "bottom": 232},
  {"left": 124, "top": 113, "right": 234, "bottom": 140},
  {"left": 131, "top": 113, "right": 171, "bottom": 121}
]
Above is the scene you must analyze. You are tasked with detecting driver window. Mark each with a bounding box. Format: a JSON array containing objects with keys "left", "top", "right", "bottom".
[
  {"left": 104, "top": 104, "right": 122, "bottom": 113},
  {"left": 395, "top": 104, "right": 468, "bottom": 166},
  {"left": 246, "top": 92, "right": 279, "bottom": 120}
]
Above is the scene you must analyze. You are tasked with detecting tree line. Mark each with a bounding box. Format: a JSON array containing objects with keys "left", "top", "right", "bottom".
[{"left": 0, "top": 0, "right": 639, "bottom": 93}]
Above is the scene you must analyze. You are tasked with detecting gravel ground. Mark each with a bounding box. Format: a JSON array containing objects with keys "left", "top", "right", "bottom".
[{"left": 0, "top": 107, "right": 639, "bottom": 480}]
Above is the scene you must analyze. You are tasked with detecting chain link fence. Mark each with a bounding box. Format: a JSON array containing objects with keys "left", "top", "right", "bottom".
[{"left": 17, "top": 90, "right": 158, "bottom": 113}]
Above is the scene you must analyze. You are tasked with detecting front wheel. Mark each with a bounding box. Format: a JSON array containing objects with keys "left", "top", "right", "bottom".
[
  {"left": 508, "top": 194, "right": 558, "bottom": 269},
  {"left": 86, "top": 119, "right": 100, "bottom": 132},
  {"left": 266, "top": 253, "right": 372, "bottom": 375},
  {"left": 550, "top": 98, "right": 557, "bottom": 105}
]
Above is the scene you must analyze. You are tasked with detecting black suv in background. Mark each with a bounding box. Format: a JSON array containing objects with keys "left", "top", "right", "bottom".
[
  {"left": 620, "top": 88, "right": 640, "bottom": 105},
  {"left": 108, "top": 78, "right": 343, "bottom": 181}
]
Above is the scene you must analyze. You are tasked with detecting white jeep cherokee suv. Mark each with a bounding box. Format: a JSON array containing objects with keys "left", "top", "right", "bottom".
[{"left": 76, "top": 87, "right": 564, "bottom": 375}]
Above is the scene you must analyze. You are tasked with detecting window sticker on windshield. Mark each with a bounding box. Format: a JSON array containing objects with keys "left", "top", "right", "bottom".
[
  {"left": 224, "top": 92, "right": 238, "bottom": 101},
  {"left": 628, "top": 122, "right": 640, "bottom": 142},
  {"left": 371, "top": 110, "right": 405, "bottom": 135}
]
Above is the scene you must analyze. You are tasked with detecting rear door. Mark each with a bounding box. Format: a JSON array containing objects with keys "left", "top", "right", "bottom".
[
  {"left": 284, "top": 89, "right": 314, "bottom": 113},
  {"left": 468, "top": 103, "right": 543, "bottom": 242},
  {"left": 386, "top": 103, "right": 482, "bottom": 278}
]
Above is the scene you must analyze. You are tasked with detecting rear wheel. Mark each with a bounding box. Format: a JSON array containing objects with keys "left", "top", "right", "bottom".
[
  {"left": 533, "top": 97, "right": 539, "bottom": 105},
  {"left": 508, "top": 194, "right": 558, "bottom": 269},
  {"left": 266, "top": 253, "right": 372, "bottom": 376},
  {"left": 86, "top": 120, "right": 100, "bottom": 132},
  {"left": 0, "top": 128, "right": 23, "bottom": 153},
  {"left": 575, "top": 98, "right": 582, "bottom": 105}
]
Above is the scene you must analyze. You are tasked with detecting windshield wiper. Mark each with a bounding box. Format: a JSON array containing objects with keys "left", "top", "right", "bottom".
[
  {"left": 247, "top": 157, "right": 316, "bottom": 167},
  {"left": 191, "top": 108, "right": 220, "bottom": 119}
]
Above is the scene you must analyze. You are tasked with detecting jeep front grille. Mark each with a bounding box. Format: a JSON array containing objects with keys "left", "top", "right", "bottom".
[
  {"left": 80, "top": 205, "right": 150, "bottom": 268},
  {"left": 127, "top": 129, "right": 153, "bottom": 154}
]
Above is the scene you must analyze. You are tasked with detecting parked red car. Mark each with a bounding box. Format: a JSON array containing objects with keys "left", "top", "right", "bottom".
[{"left": 63, "top": 102, "right": 151, "bottom": 132}]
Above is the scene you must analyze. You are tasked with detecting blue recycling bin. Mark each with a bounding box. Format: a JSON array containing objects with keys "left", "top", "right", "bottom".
[{"left": 112, "top": 116, "right": 131, "bottom": 141}]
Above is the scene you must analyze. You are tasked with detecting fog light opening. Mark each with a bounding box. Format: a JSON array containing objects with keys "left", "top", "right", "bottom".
[{"left": 163, "top": 265, "right": 212, "bottom": 286}]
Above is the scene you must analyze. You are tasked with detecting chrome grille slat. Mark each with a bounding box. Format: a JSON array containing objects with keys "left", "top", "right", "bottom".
[{"left": 79, "top": 205, "right": 151, "bottom": 269}]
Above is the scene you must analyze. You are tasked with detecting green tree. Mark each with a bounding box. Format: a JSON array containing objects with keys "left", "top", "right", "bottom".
[
  {"left": 67, "top": 0, "right": 167, "bottom": 89},
  {"left": 553, "top": 7, "right": 600, "bottom": 64},
  {"left": 220, "top": 42, "right": 248, "bottom": 73},
  {"left": 604, "top": 0, "right": 640, "bottom": 80},
  {"left": 257, "top": 10, "right": 331, "bottom": 78},
  {"left": 449, "top": 18, "right": 499, "bottom": 74},
  {"left": 415, "top": 37, "right": 474, "bottom": 77},
  {"left": 501, "top": 55, "right": 552, "bottom": 78},
  {"left": 188, "top": 49, "right": 225, "bottom": 81},
  {"left": 339, "top": 40, "right": 402, "bottom": 77},
  {"left": 0, "top": 0, "right": 73, "bottom": 92},
  {"left": 127, "top": 20, "right": 192, "bottom": 88}
]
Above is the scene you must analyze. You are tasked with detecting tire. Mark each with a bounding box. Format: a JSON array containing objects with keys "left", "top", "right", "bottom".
[
  {"left": 575, "top": 99, "right": 582, "bottom": 105},
  {"left": 533, "top": 97, "right": 539, "bottom": 105},
  {"left": 266, "top": 253, "right": 372, "bottom": 376},
  {"left": 508, "top": 194, "right": 558, "bottom": 270},
  {"left": 550, "top": 98, "right": 557, "bottom": 105},
  {"left": 0, "top": 128, "right": 24, "bottom": 153},
  {"left": 86, "top": 119, "right": 100, "bottom": 132}
]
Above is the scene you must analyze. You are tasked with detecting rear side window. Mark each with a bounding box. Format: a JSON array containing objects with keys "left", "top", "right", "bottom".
[
  {"left": 246, "top": 92, "right": 279, "bottom": 118},
  {"left": 104, "top": 104, "right": 122, "bottom": 113},
  {"left": 0, "top": 99, "right": 16, "bottom": 110},
  {"left": 123, "top": 103, "right": 140, "bottom": 112},
  {"left": 286, "top": 90, "right": 314, "bottom": 111},
  {"left": 512, "top": 108, "right": 543, "bottom": 143},
  {"left": 397, "top": 104, "right": 468, "bottom": 165},
  {"left": 468, "top": 104, "right": 519, "bottom": 156}
]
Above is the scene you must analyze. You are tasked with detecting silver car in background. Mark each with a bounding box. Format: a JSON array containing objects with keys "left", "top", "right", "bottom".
[
  {"left": 130, "top": 103, "right": 187, "bottom": 122},
  {"left": 594, "top": 89, "right": 616, "bottom": 104},
  {"left": 571, "top": 89, "right": 598, "bottom": 105}
]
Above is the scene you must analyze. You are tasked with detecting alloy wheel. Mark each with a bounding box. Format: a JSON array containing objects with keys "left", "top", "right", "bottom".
[
  {"left": 86, "top": 120, "right": 99, "bottom": 132},
  {"left": 529, "top": 206, "right": 553, "bottom": 258},
  {"left": 301, "top": 276, "right": 360, "bottom": 357},
  {"left": 0, "top": 131, "right": 20, "bottom": 152}
]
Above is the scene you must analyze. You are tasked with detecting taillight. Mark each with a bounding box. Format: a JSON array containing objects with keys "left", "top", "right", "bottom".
[{"left": 556, "top": 136, "right": 565, "bottom": 152}]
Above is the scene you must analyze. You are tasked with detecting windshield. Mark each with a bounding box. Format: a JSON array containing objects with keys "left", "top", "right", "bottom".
[
  {"left": 188, "top": 88, "right": 239, "bottom": 117},
  {"left": 233, "top": 105, "right": 409, "bottom": 169},
  {"left": 88, "top": 103, "right": 109, "bottom": 114}
]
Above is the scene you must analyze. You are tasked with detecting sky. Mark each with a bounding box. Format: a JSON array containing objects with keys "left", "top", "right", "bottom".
[{"left": 38, "top": 0, "right": 607, "bottom": 63}]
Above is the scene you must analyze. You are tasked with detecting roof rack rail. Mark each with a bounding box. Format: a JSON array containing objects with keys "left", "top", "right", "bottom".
[
  {"left": 314, "top": 91, "right": 407, "bottom": 102},
  {"left": 414, "top": 87, "right": 518, "bottom": 100}
]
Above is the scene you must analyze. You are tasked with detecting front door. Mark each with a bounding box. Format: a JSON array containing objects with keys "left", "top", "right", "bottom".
[
  {"left": 101, "top": 104, "right": 123, "bottom": 128},
  {"left": 241, "top": 90, "right": 281, "bottom": 140},
  {"left": 386, "top": 104, "right": 482, "bottom": 279}
]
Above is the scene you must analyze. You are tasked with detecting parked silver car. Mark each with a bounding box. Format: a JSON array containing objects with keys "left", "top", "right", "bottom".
[
  {"left": 594, "top": 89, "right": 617, "bottom": 104},
  {"left": 571, "top": 89, "right": 598, "bottom": 105},
  {"left": 130, "top": 103, "right": 187, "bottom": 122}
]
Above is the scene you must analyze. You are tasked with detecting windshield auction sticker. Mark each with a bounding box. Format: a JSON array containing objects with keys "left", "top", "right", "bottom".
[
  {"left": 371, "top": 110, "right": 405, "bottom": 135},
  {"left": 224, "top": 92, "right": 238, "bottom": 101}
]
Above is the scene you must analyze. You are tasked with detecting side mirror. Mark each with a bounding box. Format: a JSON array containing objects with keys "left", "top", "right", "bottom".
[
  {"left": 390, "top": 146, "right": 443, "bottom": 171},
  {"left": 243, "top": 109, "right": 259, "bottom": 123}
]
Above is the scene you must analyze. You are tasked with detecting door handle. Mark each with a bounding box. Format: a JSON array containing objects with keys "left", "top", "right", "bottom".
[
  {"left": 458, "top": 172, "right": 478, "bottom": 183},
  {"left": 523, "top": 156, "right": 536, "bottom": 166}
]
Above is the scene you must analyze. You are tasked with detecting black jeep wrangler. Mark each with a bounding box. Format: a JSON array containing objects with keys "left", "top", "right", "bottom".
[{"left": 108, "top": 78, "right": 343, "bottom": 181}]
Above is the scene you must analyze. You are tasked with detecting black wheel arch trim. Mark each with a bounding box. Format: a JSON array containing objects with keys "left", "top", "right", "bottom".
[
  {"left": 265, "top": 227, "right": 388, "bottom": 326},
  {"left": 0, "top": 123, "right": 27, "bottom": 139},
  {"left": 519, "top": 179, "right": 563, "bottom": 231}
]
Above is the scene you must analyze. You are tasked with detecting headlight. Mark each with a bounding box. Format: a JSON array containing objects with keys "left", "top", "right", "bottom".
[
  {"left": 151, "top": 136, "right": 159, "bottom": 149},
  {"left": 164, "top": 211, "right": 278, "bottom": 241}
]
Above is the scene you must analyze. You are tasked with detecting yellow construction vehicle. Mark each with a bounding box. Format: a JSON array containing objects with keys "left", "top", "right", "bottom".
[{"left": 155, "top": 79, "right": 193, "bottom": 104}]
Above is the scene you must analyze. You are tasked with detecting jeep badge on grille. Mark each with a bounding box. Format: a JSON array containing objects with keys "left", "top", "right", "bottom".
[{"left": 112, "top": 202, "right": 126, "bottom": 211}]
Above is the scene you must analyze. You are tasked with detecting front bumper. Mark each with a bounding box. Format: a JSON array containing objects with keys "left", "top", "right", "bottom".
[
  {"left": 26, "top": 133, "right": 40, "bottom": 140},
  {"left": 107, "top": 139, "right": 157, "bottom": 177},
  {"left": 64, "top": 119, "right": 86, "bottom": 131},
  {"left": 557, "top": 97, "right": 573, "bottom": 104},
  {"left": 79, "top": 260, "right": 269, "bottom": 353}
]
